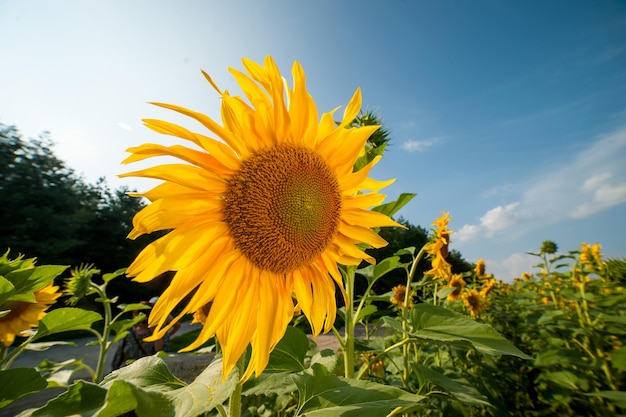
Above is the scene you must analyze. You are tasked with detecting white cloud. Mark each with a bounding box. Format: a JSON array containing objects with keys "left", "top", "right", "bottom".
[
  {"left": 485, "top": 252, "right": 537, "bottom": 283},
  {"left": 479, "top": 203, "right": 522, "bottom": 236},
  {"left": 571, "top": 180, "right": 626, "bottom": 219},
  {"left": 457, "top": 127, "right": 626, "bottom": 243},
  {"left": 456, "top": 202, "right": 524, "bottom": 242},
  {"left": 118, "top": 122, "right": 132, "bottom": 131},
  {"left": 401, "top": 137, "right": 439, "bottom": 153},
  {"left": 456, "top": 224, "right": 482, "bottom": 242}
]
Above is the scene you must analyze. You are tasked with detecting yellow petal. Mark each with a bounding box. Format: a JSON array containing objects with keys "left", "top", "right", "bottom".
[
  {"left": 338, "top": 222, "right": 389, "bottom": 248},
  {"left": 119, "top": 164, "right": 227, "bottom": 193}
]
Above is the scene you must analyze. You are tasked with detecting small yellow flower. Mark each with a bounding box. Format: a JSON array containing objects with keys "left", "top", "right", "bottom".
[
  {"left": 462, "top": 289, "right": 486, "bottom": 317},
  {"left": 391, "top": 285, "right": 412, "bottom": 307},
  {"left": 541, "top": 296, "right": 551, "bottom": 304},
  {"left": 0, "top": 283, "right": 61, "bottom": 346},
  {"left": 446, "top": 274, "right": 466, "bottom": 302}
]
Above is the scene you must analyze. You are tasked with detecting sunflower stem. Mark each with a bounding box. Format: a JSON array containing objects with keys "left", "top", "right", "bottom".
[
  {"left": 228, "top": 356, "right": 245, "bottom": 417},
  {"left": 91, "top": 282, "right": 111, "bottom": 383},
  {"left": 343, "top": 266, "right": 356, "bottom": 378},
  {"left": 0, "top": 344, "right": 6, "bottom": 368}
]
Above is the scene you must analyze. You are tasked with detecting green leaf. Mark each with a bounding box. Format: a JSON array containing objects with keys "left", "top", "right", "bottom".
[
  {"left": 0, "top": 276, "right": 16, "bottom": 306},
  {"left": 29, "top": 380, "right": 107, "bottom": 416},
  {"left": 37, "top": 358, "right": 87, "bottom": 388},
  {"left": 611, "top": 347, "right": 626, "bottom": 371},
  {"left": 436, "top": 286, "right": 456, "bottom": 299},
  {"left": 585, "top": 391, "right": 626, "bottom": 408},
  {"left": 265, "top": 326, "right": 310, "bottom": 372},
  {"left": 381, "top": 316, "right": 405, "bottom": 333},
  {"left": 541, "top": 370, "right": 588, "bottom": 390},
  {"left": 537, "top": 309, "right": 566, "bottom": 325},
  {"left": 395, "top": 247, "right": 416, "bottom": 257},
  {"left": 372, "top": 193, "right": 416, "bottom": 218},
  {"left": 412, "top": 363, "right": 491, "bottom": 407},
  {"left": 33, "top": 308, "right": 102, "bottom": 340},
  {"left": 410, "top": 304, "right": 532, "bottom": 359},
  {"left": 102, "top": 356, "right": 237, "bottom": 416},
  {"left": 0, "top": 368, "right": 48, "bottom": 408},
  {"left": 24, "top": 341, "right": 75, "bottom": 351},
  {"left": 374, "top": 256, "right": 401, "bottom": 281},
  {"left": 293, "top": 364, "right": 425, "bottom": 417},
  {"left": 5, "top": 265, "right": 68, "bottom": 295},
  {"left": 101, "top": 356, "right": 185, "bottom": 391},
  {"left": 102, "top": 268, "right": 126, "bottom": 283},
  {"left": 355, "top": 304, "right": 377, "bottom": 322},
  {"left": 243, "top": 372, "right": 297, "bottom": 397},
  {"left": 118, "top": 303, "right": 152, "bottom": 314},
  {"left": 310, "top": 349, "right": 338, "bottom": 373},
  {"left": 169, "top": 357, "right": 238, "bottom": 417},
  {"left": 109, "top": 318, "right": 141, "bottom": 343},
  {"left": 356, "top": 257, "right": 401, "bottom": 287},
  {"left": 95, "top": 380, "right": 173, "bottom": 417},
  {"left": 535, "top": 348, "right": 594, "bottom": 369}
]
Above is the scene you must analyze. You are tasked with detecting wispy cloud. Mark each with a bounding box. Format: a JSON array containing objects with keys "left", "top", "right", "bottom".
[
  {"left": 457, "top": 127, "right": 626, "bottom": 243},
  {"left": 401, "top": 137, "right": 440, "bottom": 153},
  {"left": 485, "top": 252, "right": 537, "bottom": 283}
]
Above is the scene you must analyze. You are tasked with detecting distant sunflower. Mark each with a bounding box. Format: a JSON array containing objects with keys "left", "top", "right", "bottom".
[
  {"left": 462, "top": 289, "right": 486, "bottom": 318},
  {"left": 424, "top": 212, "right": 454, "bottom": 280},
  {"left": 446, "top": 274, "right": 465, "bottom": 302},
  {"left": 480, "top": 278, "right": 496, "bottom": 297},
  {"left": 121, "top": 56, "right": 399, "bottom": 380},
  {"left": 474, "top": 259, "right": 486, "bottom": 279},
  {"left": 0, "top": 283, "right": 61, "bottom": 346},
  {"left": 391, "top": 284, "right": 411, "bottom": 308}
]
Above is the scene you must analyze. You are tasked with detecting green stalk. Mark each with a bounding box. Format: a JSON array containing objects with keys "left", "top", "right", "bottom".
[
  {"left": 92, "top": 283, "right": 111, "bottom": 383},
  {"left": 1, "top": 335, "right": 34, "bottom": 370},
  {"left": 401, "top": 247, "right": 423, "bottom": 386},
  {"left": 228, "top": 357, "right": 245, "bottom": 417},
  {"left": 0, "top": 344, "right": 6, "bottom": 369},
  {"left": 343, "top": 266, "right": 356, "bottom": 378}
]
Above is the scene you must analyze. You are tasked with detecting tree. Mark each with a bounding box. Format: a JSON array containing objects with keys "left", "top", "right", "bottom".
[
  {"left": 0, "top": 124, "right": 88, "bottom": 264},
  {"left": 0, "top": 123, "right": 160, "bottom": 302}
]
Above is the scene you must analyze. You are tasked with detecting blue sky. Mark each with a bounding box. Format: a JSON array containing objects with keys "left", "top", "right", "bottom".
[{"left": 1, "top": 1, "right": 625, "bottom": 281}]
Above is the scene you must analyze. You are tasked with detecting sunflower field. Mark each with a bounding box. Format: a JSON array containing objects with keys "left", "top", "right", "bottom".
[{"left": 1, "top": 56, "right": 625, "bottom": 417}]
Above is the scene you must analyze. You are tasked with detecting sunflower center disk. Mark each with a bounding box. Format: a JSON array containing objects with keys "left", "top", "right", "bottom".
[{"left": 225, "top": 145, "right": 342, "bottom": 274}]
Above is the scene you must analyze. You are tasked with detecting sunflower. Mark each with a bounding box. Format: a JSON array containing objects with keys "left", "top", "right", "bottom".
[
  {"left": 462, "top": 289, "right": 486, "bottom": 318},
  {"left": 0, "top": 283, "right": 61, "bottom": 346},
  {"left": 446, "top": 274, "right": 465, "bottom": 302},
  {"left": 424, "top": 212, "right": 454, "bottom": 280},
  {"left": 391, "top": 284, "right": 411, "bottom": 308},
  {"left": 480, "top": 278, "right": 496, "bottom": 297},
  {"left": 474, "top": 259, "right": 486, "bottom": 279},
  {"left": 121, "top": 56, "right": 399, "bottom": 380}
]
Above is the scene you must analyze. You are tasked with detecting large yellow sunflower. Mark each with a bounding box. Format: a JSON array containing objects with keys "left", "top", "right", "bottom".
[
  {"left": 0, "top": 283, "right": 61, "bottom": 347},
  {"left": 121, "top": 56, "right": 399, "bottom": 380}
]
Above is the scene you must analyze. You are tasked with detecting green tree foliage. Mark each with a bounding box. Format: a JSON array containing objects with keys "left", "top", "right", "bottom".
[{"left": 0, "top": 123, "right": 157, "bottom": 302}]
